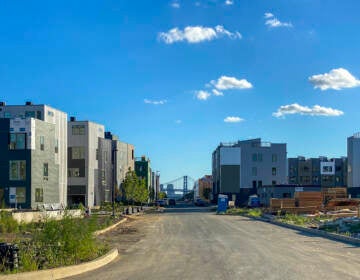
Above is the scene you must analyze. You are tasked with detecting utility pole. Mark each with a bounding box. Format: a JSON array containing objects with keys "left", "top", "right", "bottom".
[{"left": 112, "top": 147, "right": 118, "bottom": 217}]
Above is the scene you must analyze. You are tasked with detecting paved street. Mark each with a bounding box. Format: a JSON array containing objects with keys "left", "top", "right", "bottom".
[{"left": 68, "top": 206, "right": 360, "bottom": 280}]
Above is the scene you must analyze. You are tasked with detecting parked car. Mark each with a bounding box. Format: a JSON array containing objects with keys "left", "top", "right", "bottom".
[{"left": 195, "top": 198, "right": 206, "bottom": 206}]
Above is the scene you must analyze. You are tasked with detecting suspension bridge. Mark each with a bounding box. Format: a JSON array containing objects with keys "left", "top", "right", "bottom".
[{"left": 160, "top": 176, "right": 196, "bottom": 199}]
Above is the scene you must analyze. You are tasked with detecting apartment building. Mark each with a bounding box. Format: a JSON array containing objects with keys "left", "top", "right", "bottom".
[
  {"left": 193, "top": 175, "right": 213, "bottom": 201},
  {"left": 0, "top": 102, "right": 67, "bottom": 208},
  {"left": 288, "top": 156, "right": 347, "bottom": 187},
  {"left": 135, "top": 156, "right": 151, "bottom": 192},
  {"left": 348, "top": 133, "right": 360, "bottom": 189},
  {"left": 67, "top": 118, "right": 105, "bottom": 207},
  {"left": 212, "top": 138, "right": 287, "bottom": 205}
]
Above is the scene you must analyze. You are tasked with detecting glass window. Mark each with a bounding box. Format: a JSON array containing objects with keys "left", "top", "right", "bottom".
[
  {"left": 72, "top": 147, "right": 85, "bottom": 159},
  {"left": 36, "top": 111, "right": 42, "bottom": 120},
  {"left": 272, "top": 167, "right": 277, "bottom": 176},
  {"left": 9, "top": 133, "right": 26, "bottom": 150},
  {"left": 16, "top": 187, "right": 26, "bottom": 203},
  {"left": 9, "top": 161, "right": 26, "bottom": 180},
  {"left": 40, "top": 136, "right": 45, "bottom": 151},
  {"left": 96, "top": 149, "right": 99, "bottom": 160},
  {"left": 55, "top": 139, "right": 59, "bottom": 154},
  {"left": 252, "top": 154, "right": 257, "bottom": 162},
  {"left": 72, "top": 125, "right": 85, "bottom": 135},
  {"left": 25, "top": 111, "right": 35, "bottom": 118},
  {"left": 258, "top": 153, "right": 263, "bottom": 162},
  {"left": 68, "top": 168, "right": 80, "bottom": 177},
  {"left": 272, "top": 180, "right": 276, "bottom": 185},
  {"left": 272, "top": 154, "right": 277, "bottom": 162},
  {"left": 4, "top": 112, "right": 11, "bottom": 118},
  {"left": 43, "top": 163, "right": 48, "bottom": 177},
  {"left": 35, "top": 188, "right": 43, "bottom": 202},
  {"left": 252, "top": 167, "right": 257, "bottom": 176}
]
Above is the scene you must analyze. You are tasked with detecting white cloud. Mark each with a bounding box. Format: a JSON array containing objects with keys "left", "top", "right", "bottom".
[
  {"left": 212, "top": 89, "right": 224, "bottom": 96},
  {"left": 171, "top": 1, "right": 180, "bottom": 8},
  {"left": 224, "top": 116, "right": 244, "bottom": 123},
  {"left": 195, "top": 90, "right": 211, "bottom": 100},
  {"left": 144, "top": 99, "right": 167, "bottom": 105},
  {"left": 272, "top": 103, "right": 344, "bottom": 118},
  {"left": 309, "top": 68, "right": 360, "bottom": 91},
  {"left": 264, "top": 12, "right": 293, "bottom": 28},
  {"left": 225, "top": 0, "right": 234, "bottom": 5},
  {"left": 264, "top": 12, "right": 274, "bottom": 19},
  {"left": 211, "top": 75, "right": 253, "bottom": 90},
  {"left": 158, "top": 25, "right": 241, "bottom": 44}
]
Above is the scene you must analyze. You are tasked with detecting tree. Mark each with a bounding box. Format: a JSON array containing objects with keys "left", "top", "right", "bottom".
[
  {"left": 203, "top": 188, "right": 211, "bottom": 200},
  {"left": 158, "top": 192, "right": 167, "bottom": 199},
  {"left": 123, "top": 170, "right": 139, "bottom": 204}
]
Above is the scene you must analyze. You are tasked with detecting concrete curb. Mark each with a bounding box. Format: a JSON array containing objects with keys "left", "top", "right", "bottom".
[
  {"left": 94, "top": 217, "right": 128, "bottom": 236},
  {"left": 0, "top": 248, "right": 119, "bottom": 280},
  {"left": 242, "top": 214, "right": 360, "bottom": 246}
]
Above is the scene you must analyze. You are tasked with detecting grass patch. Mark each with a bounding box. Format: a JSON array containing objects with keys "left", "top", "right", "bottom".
[{"left": 225, "top": 208, "right": 262, "bottom": 217}]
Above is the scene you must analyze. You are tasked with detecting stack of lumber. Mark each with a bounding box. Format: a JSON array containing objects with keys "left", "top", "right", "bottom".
[
  {"left": 295, "top": 192, "right": 323, "bottom": 207},
  {"left": 325, "top": 199, "right": 360, "bottom": 211},
  {"left": 270, "top": 198, "right": 295, "bottom": 210},
  {"left": 322, "top": 187, "right": 347, "bottom": 201}
]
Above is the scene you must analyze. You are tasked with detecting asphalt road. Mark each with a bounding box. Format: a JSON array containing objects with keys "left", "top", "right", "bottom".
[{"left": 68, "top": 206, "right": 360, "bottom": 280}]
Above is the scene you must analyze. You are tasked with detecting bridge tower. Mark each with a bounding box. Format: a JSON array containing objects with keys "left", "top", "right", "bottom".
[{"left": 183, "top": 176, "right": 188, "bottom": 196}]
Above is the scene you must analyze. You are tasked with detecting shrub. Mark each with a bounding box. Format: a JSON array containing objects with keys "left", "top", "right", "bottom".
[{"left": 0, "top": 211, "right": 18, "bottom": 233}]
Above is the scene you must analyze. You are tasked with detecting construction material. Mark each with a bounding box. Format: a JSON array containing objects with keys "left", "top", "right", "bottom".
[{"left": 295, "top": 192, "right": 323, "bottom": 208}]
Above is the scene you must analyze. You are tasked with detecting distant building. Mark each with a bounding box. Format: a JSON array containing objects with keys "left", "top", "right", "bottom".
[
  {"left": 193, "top": 175, "right": 213, "bottom": 201},
  {"left": 0, "top": 102, "right": 67, "bottom": 208},
  {"left": 135, "top": 156, "right": 151, "bottom": 193},
  {"left": 105, "top": 131, "right": 135, "bottom": 200},
  {"left": 212, "top": 138, "right": 287, "bottom": 206},
  {"left": 288, "top": 156, "right": 347, "bottom": 187},
  {"left": 348, "top": 133, "right": 360, "bottom": 188}
]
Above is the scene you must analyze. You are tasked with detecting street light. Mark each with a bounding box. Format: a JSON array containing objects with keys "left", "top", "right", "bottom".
[{"left": 112, "top": 147, "right": 118, "bottom": 217}]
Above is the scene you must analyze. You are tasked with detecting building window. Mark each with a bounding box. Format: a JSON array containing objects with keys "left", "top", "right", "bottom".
[
  {"left": 258, "top": 153, "right": 263, "bottom": 162},
  {"left": 9, "top": 161, "right": 26, "bottom": 180},
  {"left": 4, "top": 112, "right": 11, "bottom": 118},
  {"left": 104, "top": 152, "right": 108, "bottom": 162},
  {"left": 272, "top": 154, "right": 277, "bottom": 162},
  {"left": 16, "top": 187, "right": 26, "bottom": 203},
  {"left": 258, "top": 181, "right": 262, "bottom": 187},
  {"left": 335, "top": 176, "right": 340, "bottom": 183},
  {"left": 25, "top": 111, "right": 35, "bottom": 118},
  {"left": 35, "top": 188, "right": 43, "bottom": 202},
  {"left": 43, "top": 163, "right": 48, "bottom": 177},
  {"left": 252, "top": 154, "right": 257, "bottom": 162},
  {"left": 9, "top": 133, "right": 26, "bottom": 150},
  {"left": 71, "top": 147, "right": 85, "bottom": 159},
  {"left": 68, "top": 168, "right": 80, "bottom": 177},
  {"left": 252, "top": 181, "right": 257, "bottom": 188},
  {"left": 40, "top": 136, "right": 45, "bottom": 151},
  {"left": 272, "top": 167, "right": 277, "bottom": 176},
  {"left": 132, "top": 149, "right": 134, "bottom": 160},
  {"left": 96, "top": 149, "right": 99, "bottom": 160},
  {"left": 55, "top": 139, "right": 59, "bottom": 154},
  {"left": 36, "top": 111, "right": 42, "bottom": 120},
  {"left": 101, "top": 170, "right": 106, "bottom": 184},
  {"left": 252, "top": 167, "right": 257, "bottom": 176},
  {"left": 72, "top": 125, "right": 85, "bottom": 135},
  {"left": 272, "top": 180, "right": 276, "bottom": 185}
]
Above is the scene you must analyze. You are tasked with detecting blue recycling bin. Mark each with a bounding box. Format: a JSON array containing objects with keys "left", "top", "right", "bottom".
[{"left": 217, "top": 194, "right": 228, "bottom": 213}]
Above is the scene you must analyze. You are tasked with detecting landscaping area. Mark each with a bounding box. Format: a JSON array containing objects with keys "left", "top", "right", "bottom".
[
  {"left": 0, "top": 207, "right": 126, "bottom": 274},
  {"left": 225, "top": 207, "right": 360, "bottom": 239}
]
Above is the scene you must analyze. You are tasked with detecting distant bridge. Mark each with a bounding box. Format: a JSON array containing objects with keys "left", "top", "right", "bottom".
[{"left": 160, "top": 176, "right": 195, "bottom": 199}]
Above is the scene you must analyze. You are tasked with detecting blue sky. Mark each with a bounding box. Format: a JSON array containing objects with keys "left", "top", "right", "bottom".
[{"left": 1, "top": 0, "right": 360, "bottom": 183}]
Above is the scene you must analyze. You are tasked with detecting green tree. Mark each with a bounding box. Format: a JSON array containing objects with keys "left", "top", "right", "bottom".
[
  {"left": 203, "top": 188, "right": 211, "bottom": 200},
  {"left": 159, "top": 192, "right": 167, "bottom": 199},
  {"left": 123, "top": 170, "right": 138, "bottom": 204},
  {"left": 138, "top": 179, "right": 149, "bottom": 204}
]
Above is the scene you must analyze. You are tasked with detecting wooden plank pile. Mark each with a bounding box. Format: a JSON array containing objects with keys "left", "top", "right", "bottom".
[
  {"left": 295, "top": 191, "right": 323, "bottom": 208},
  {"left": 270, "top": 198, "right": 295, "bottom": 210},
  {"left": 325, "top": 199, "right": 360, "bottom": 211},
  {"left": 322, "top": 187, "right": 347, "bottom": 202}
]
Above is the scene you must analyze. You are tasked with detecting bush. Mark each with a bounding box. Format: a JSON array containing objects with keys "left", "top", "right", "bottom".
[{"left": 0, "top": 211, "right": 18, "bottom": 233}]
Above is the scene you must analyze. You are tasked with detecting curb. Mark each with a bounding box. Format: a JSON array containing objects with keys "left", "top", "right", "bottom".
[
  {"left": 242, "top": 214, "right": 360, "bottom": 246},
  {"left": 94, "top": 217, "right": 128, "bottom": 236},
  {"left": 0, "top": 248, "right": 119, "bottom": 280}
]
